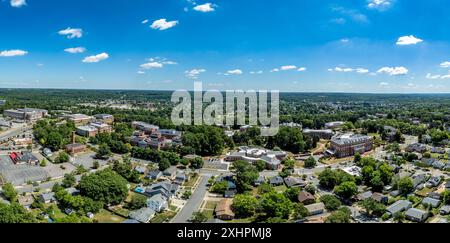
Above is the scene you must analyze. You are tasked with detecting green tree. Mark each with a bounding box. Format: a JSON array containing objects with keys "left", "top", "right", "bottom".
[
  {"left": 259, "top": 192, "right": 292, "bottom": 219},
  {"left": 78, "top": 169, "right": 128, "bottom": 205},
  {"left": 128, "top": 194, "right": 147, "bottom": 210},
  {"left": 255, "top": 160, "right": 266, "bottom": 172},
  {"left": 0, "top": 203, "right": 37, "bottom": 223},
  {"left": 232, "top": 160, "right": 259, "bottom": 193},
  {"left": 2, "top": 183, "right": 18, "bottom": 202},
  {"left": 190, "top": 211, "right": 208, "bottom": 223},
  {"left": 40, "top": 159, "right": 47, "bottom": 167},
  {"left": 320, "top": 195, "right": 341, "bottom": 211},
  {"left": 62, "top": 173, "right": 76, "bottom": 188},
  {"left": 334, "top": 181, "right": 358, "bottom": 200},
  {"left": 55, "top": 151, "right": 70, "bottom": 164},
  {"left": 360, "top": 198, "right": 386, "bottom": 217},
  {"left": 190, "top": 157, "right": 204, "bottom": 169},
  {"left": 95, "top": 143, "right": 112, "bottom": 159},
  {"left": 158, "top": 158, "right": 171, "bottom": 171},
  {"left": 325, "top": 207, "right": 351, "bottom": 223},
  {"left": 232, "top": 194, "right": 259, "bottom": 218},
  {"left": 292, "top": 203, "right": 309, "bottom": 220},
  {"left": 304, "top": 156, "right": 317, "bottom": 169},
  {"left": 93, "top": 161, "right": 100, "bottom": 169},
  {"left": 441, "top": 190, "right": 450, "bottom": 204},
  {"left": 210, "top": 181, "right": 229, "bottom": 194},
  {"left": 398, "top": 177, "right": 414, "bottom": 195},
  {"left": 283, "top": 187, "right": 301, "bottom": 202}
]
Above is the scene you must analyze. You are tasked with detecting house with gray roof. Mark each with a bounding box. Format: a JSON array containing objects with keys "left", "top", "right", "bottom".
[
  {"left": 439, "top": 205, "right": 450, "bottom": 215},
  {"left": 422, "top": 197, "right": 441, "bottom": 208},
  {"left": 305, "top": 202, "right": 325, "bottom": 216},
  {"left": 39, "top": 192, "right": 55, "bottom": 204},
  {"left": 284, "top": 177, "right": 306, "bottom": 188},
  {"left": 146, "top": 170, "right": 163, "bottom": 180},
  {"left": 163, "top": 166, "right": 177, "bottom": 179},
  {"left": 129, "top": 207, "right": 156, "bottom": 223},
  {"left": 147, "top": 194, "right": 168, "bottom": 213},
  {"left": 405, "top": 208, "right": 428, "bottom": 223},
  {"left": 386, "top": 200, "right": 412, "bottom": 216},
  {"left": 269, "top": 176, "right": 284, "bottom": 186}
]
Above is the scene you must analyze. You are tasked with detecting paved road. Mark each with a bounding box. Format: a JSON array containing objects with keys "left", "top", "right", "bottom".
[
  {"left": 171, "top": 175, "right": 210, "bottom": 223},
  {"left": 0, "top": 125, "right": 32, "bottom": 143}
]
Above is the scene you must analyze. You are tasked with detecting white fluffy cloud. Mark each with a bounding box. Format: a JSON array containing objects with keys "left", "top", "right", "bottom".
[
  {"left": 440, "top": 61, "right": 450, "bottom": 68},
  {"left": 150, "top": 19, "right": 179, "bottom": 30},
  {"left": 142, "top": 19, "right": 149, "bottom": 24},
  {"left": 250, "top": 71, "right": 263, "bottom": 74},
  {"left": 193, "top": 3, "right": 215, "bottom": 12},
  {"left": 328, "top": 67, "right": 369, "bottom": 74},
  {"left": 368, "top": 0, "right": 392, "bottom": 10},
  {"left": 379, "top": 82, "right": 390, "bottom": 86},
  {"left": 271, "top": 65, "right": 306, "bottom": 72},
  {"left": 185, "top": 69, "right": 206, "bottom": 79},
  {"left": 10, "top": 0, "right": 26, "bottom": 7},
  {"left": 64, "top": 47, "right": 86, "bottom": 54},
  {"left": 377, "top": 66, "right": 408, "bottom": 76},
  {"left": 0, "top": 49, "right": 28, "bottom": 57},
  {"left": 396, "top": 35, "right": 423, "bottom": 45},
  {"left": 58, "top": 28, "right": 83, "bottom": 39},
  {"left": 140, "top": 62, "right": 163, "bottom": 69},
  {"left": 140, "top": 58, "right": 177, "bottom": 70},
  {"left": 426, "top": 73, "right": 450, "bottom": 80},
  {"left": 227, "top": 69, "right": 243, "bottom": 75},
  {"left": 82, "top": 53, "right": 109, "bottom": 63}
]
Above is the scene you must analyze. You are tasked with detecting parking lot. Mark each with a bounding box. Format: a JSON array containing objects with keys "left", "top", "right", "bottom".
[{"left": 0, "top": 155, "right": 49, "bottom": 186}]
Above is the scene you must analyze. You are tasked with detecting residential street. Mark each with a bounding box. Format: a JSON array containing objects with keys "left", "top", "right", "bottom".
[{"left": 171, "top": 175, "right": 210, "bottom": 223}]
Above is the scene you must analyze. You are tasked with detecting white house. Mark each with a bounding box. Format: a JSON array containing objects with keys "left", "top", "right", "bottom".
[{"left": 147, "top": 194, "right": 168, "bottom": 213}]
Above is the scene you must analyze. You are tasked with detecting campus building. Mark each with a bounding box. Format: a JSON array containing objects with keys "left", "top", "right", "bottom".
[
  {"left": 4, "top": 108, "right": 48, "bottom": 121},
  {"left": 327, "top": 133, "right": 373, "bottom": 158},
  {"left": 66, "top": 114, "right": 94, "bottom": 125}
]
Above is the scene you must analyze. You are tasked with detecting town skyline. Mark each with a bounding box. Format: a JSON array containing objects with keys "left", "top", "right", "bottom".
[{"left": 1, "top": 0, "right": 450, "bottom": 93}]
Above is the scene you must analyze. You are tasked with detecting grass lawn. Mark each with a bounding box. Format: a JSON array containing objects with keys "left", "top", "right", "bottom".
[
  {"left": 415, "top": 187, "right": 434, "bottom": 197},
  {"left": 183, "top": 174, "right": 200, "bottom": 188},
  {"left": 94, "top": 209, "right": 126, "bottom": 223},
  {"left": 201, "top": 209, "right": 215, "bottom": 220},
  {"left": 204, "top": 201, "right": 218, "bottom": 210},
  {"left": 274, "top": 185, "right": 288, "bottom": 193},
  {"left": 321, "top": 157, "right": 352, "bottom": 165},
  {"left": 150, "top": 211, "right": 176, "bottom": 223},
  {"left": 113, "top": 208, "right": 130, "bottom": 218}
]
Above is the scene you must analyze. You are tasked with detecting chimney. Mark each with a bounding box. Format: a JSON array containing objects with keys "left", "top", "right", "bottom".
[{"left": 72, "top": 131, "right": 76, "bottom": 144}]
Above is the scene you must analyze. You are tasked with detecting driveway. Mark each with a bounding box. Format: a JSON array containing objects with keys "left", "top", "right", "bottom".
[{"left": 171, "top": 175, "right": 210, "bottom": 223}]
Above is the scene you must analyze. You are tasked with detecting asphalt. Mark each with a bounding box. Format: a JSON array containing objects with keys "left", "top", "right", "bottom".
[{"left": 171, "top": 175, "right": 210, "bottom": 223}]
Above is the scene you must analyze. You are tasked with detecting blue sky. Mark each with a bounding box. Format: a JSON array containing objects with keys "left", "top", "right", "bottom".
[{"left": 1, "top": 0, "right": 450, "bottom": 93}]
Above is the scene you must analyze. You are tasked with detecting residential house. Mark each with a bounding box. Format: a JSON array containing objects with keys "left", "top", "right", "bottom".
[
  {"left": 298, "top": 191, "right": 315, "bottom": 205},
  {"left": 405, "top": 208, "right": 428, "bottom": 223},
  {"left": 426, "top": 177, "right": 441, "bottom": 188},
  {"left": 371, "top": 193, "right": 389, "bottom": 204},
  {"left": 269, "top": 176, "right": 284, "bottom": 186},
  {"left": 129, "top": 207, "right": 156, "bottom": 223},
  {"left": 386, "top": 200, "right": 412, "bottom": 216},
  {"left": 422, "top": 197, "right": 441, "bottom": 208},
  {"left": 405, "top": 143, "right": 427, "bottom": 153},
  {"left": 254, "top": 175, "right": 265, "bottom": 186},
  {"left": 144, "top": 182, "right": 179, "bottom": 199},
  {"left": 215, "top": 199, "right": 235, "bottom": 220},
  {"left": 163, "top": 166, "right": 177, "bottom": 180},
  {"left": 146, "top": 170, "right": 163, "bottom": 180},
  {"left": 147, "top": 194, "right": 168, "bottom": 213},
  {"left": 305, "top": 202, "right": 325, "bottom": 216},
  {"left": 174, "top": 171, "right": 190, "bottom": 185},
  {"left": 39, "top": 192, "right": 55, "bottom": 204},
  {"left": 356, "top": 191, "right": 373, "bottom": 201},
  {"left": 284, "top": 177, "right": 307, "bottom": 188},
  {"left": 440, "top": 205, "right": 450, "bottom": 215},
  {"left": 134, "top": 166, "right": 146, "bottom": 174}
]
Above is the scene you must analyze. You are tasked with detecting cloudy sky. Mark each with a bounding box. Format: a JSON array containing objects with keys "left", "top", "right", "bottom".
[{"left": 1, "top": 0, "right": 450, "bottom": 93}]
